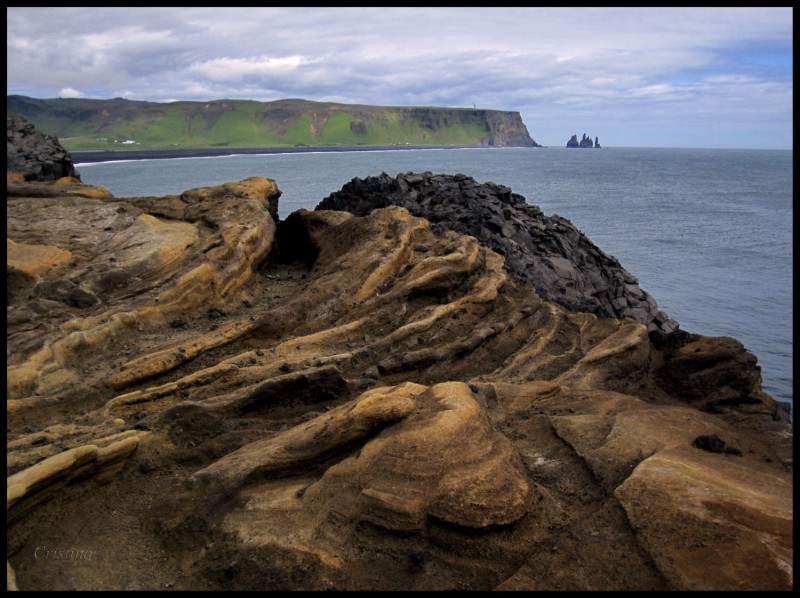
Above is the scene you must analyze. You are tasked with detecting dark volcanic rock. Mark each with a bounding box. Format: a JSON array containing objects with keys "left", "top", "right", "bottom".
[
  {"left": 316, "top": 171, "right": 678, "bottom": 334},
  {"left": 567, "top": 133, "right": 599, "bottom": 148},
  {"left": 7, "top": 113, "right": 80, "bottom": 181}
]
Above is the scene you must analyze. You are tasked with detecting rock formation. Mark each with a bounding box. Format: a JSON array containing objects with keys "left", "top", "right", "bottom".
[
  {"left": 5, "top": 120, "right": 793, "bottom": 591},
  {"left": 480, "top": 109, "right": 541, "bottom": 147},
  {"left": 567, "top": 133, "right": 599, "bottom": 148},
  {"left": 317, "top": 172, "right": 678, "bottom": 335},
  {"left": 7, "top": 114, "right": 80, "bottom": 181}
]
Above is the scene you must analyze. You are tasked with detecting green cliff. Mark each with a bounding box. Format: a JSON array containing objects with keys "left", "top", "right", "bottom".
[{"left": 6, "top": 95, "right": 540, "bottom": 151}]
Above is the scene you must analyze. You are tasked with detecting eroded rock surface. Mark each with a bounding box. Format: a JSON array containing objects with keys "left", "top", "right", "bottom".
[
  {"left": 6, "top": 175, "right": 792, "bottom": 591},
  {"left": 317, "top": 171, "right": 679, "bottom": 334}
]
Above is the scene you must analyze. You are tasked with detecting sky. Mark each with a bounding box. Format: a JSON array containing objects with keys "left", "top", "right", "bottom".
[{"left": 6, "top": 7, "right": 793, "bottom": 149}]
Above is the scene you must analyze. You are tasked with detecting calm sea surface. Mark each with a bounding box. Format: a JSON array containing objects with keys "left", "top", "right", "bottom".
[{"left": 75, "top": 147, "right": 793, "bottom": 416}]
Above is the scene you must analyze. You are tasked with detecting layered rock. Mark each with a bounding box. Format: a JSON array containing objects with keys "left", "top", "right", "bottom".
[
  {"left": 7, "top": 114, "right": 80, "bottom": 181},
  {"left": 480, "top": 109, "right": 541, "bottom": 147},
  {"left": 317, "top": 172, "right": 678, "bottom": 334},
  {"left": 6, "top": 171, "right": 791, "bottom": 591}
]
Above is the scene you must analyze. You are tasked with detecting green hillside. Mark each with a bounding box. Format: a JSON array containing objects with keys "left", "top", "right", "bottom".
[{"left": 6, "top": 96, "right": 538, "bottom": 151}]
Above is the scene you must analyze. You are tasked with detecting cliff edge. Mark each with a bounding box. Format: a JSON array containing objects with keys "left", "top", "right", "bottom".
[{"left": 7, "top": 97, "right": 541, "bottom": 151}]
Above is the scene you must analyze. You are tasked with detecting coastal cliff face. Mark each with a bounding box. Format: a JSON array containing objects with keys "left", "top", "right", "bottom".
[
  {"left": 5, "top": 122, "right": 792, "bottom": 591},
  {"left": 481, "top": 110, "right": 539, "bottom": 146},
  {"left": 6, "top": 97, "right": 540, "bottom": 151}
]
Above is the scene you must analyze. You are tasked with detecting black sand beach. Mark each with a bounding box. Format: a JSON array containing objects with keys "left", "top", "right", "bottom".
[{"left": 70, "top": 145, "right": 483, "bottom": 164}]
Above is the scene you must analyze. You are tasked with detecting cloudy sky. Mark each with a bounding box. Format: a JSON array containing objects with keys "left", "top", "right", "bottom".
[{"left": 7, "top": 7, "right": 793, "bottom": 149}]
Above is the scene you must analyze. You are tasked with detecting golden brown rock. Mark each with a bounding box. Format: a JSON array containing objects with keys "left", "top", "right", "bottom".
[{"left": 6, "top": 177, "right": 792, "bottom": 591}]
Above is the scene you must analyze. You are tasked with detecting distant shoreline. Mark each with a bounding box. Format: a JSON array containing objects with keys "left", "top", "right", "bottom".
[{"left": 71, "top": 144, "right": 516, "bottom": 164}]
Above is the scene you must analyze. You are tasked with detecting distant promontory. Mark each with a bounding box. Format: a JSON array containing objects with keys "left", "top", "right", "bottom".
[{"left": 6, "top": 95, "right": 541, "bottom": 152}]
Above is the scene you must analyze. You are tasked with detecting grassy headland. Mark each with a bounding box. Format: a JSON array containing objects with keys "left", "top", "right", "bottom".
[{"left": 7, "top": 96, "right": 539, "bottom": 151}]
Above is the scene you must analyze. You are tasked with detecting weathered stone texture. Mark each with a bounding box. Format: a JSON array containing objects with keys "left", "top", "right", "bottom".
[
  {"left": 317, "top": 171, "right": 679, "bottom": 334},
  {"left": 5, "top": 119, "right": 792, "bottom": 592},
  {"left": 7, "top": 114, "right": 79, "bottom": 181},
  {"left": 6, "top": 175, "right": 791, "bottom": 591}
]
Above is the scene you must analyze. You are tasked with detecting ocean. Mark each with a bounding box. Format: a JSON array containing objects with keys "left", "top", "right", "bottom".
[{"left": 74, "top": 146, "right": 793, "bottom": 417}]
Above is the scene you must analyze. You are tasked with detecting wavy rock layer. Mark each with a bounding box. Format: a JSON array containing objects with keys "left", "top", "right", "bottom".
[
  {"left": 317, "top": 171, "right": 679, "bottom": 334},
  {"left": 6, "top": 177, "right": 792, "bottom": 591}
]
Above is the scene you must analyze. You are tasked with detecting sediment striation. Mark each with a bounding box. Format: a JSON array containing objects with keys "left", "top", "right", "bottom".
[
  {"left": 5, "top": 122, "right": 793, "bottom": 591},
  {"left": 317, "top": 171, "right": 678, "bottom": 334}
]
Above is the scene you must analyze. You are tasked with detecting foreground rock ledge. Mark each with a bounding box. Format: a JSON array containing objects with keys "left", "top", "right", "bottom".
[{"left": 6, "top": 176, "right": 792, "bottom": 591}]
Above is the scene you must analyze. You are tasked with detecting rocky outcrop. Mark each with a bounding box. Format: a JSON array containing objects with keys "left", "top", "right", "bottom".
[
  {"left": 316, "top": 172, "right": 678, "bottom": 334},
  {"left": 7, "top": 114, "right": 80, "bottom": 181},
  {"left": 6, "top": 171, "right": 791, "bottom": 591},
  {"left": 567, "top": 133, "right": 598, "bottom": 148}
]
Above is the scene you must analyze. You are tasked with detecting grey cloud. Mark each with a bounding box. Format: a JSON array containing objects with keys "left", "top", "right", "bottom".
[{"left": 6, "top": 7, "right": 792, "bottom": 148}]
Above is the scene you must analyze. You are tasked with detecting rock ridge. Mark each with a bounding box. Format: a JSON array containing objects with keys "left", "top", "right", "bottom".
[{"left": 316, "top": 171, "right": 677, "bottom": 334}]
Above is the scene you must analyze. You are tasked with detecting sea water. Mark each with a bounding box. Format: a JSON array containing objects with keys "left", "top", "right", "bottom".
[{"left": 75, "top": 146, "right": 793, "bottom": 417}]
